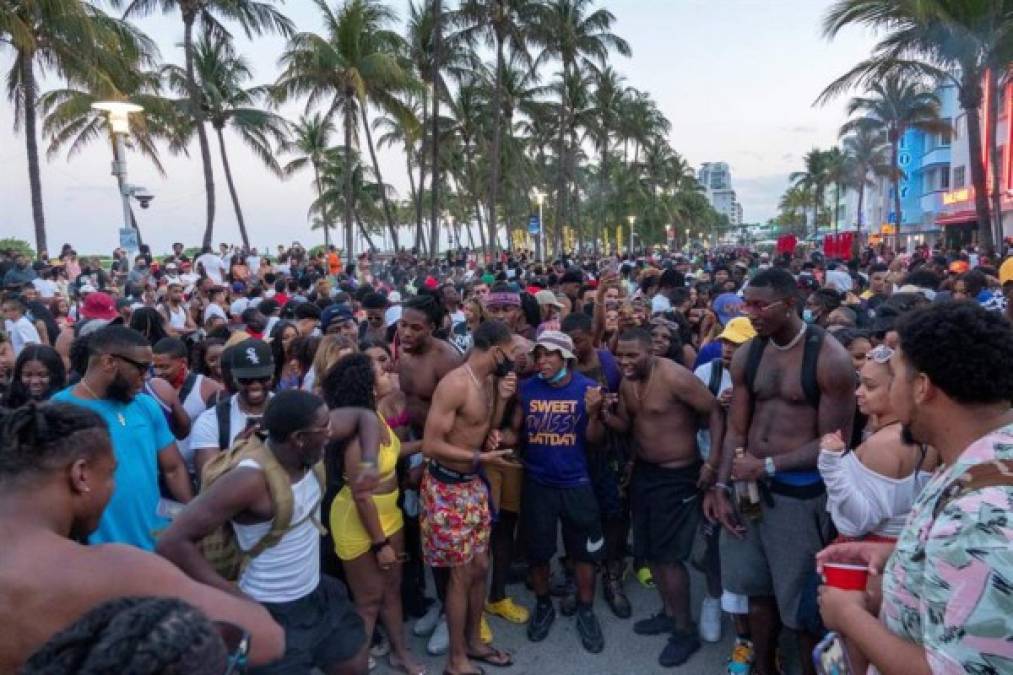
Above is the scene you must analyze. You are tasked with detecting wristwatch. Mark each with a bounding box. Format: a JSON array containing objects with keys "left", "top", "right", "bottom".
[
  {"left": 371, "top": 538, "right": 390, "bottom": 554},
  {"left": 764, "top": 456, "right": 776, "bottom": 477}
]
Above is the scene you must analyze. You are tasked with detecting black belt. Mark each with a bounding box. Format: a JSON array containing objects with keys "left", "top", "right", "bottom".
[{"left": 428, "top": 461, "right": 478, "bottom": 484}]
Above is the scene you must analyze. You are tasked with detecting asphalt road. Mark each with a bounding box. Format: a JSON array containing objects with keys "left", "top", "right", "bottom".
[{"left": 372, "top": 566, "right": 804, "bottom": 675}]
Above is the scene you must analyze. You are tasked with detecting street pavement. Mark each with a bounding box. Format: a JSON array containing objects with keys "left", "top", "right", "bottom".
[{"left": 373, "top": 566, "right": 804, "bottom": 675}]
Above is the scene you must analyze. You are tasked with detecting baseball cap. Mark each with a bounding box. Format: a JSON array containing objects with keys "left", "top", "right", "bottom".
[
  {"left": 532, "top": 330, "right": 576, "bottom": 360},
  {"left": 535, "top": 290, "right": 562, "bottom": 309},
  {"left": 81, "top": 292, "right": 118, "bottom": 320},
  {"left": 718, "top": 317, "right": 757, "bottom": 345},
  {"left": 230, "top": 339, "right": 274, "bottom": 379},
  {"left": 321, "top": 304, "right": 355, "bottom": 331},
  {"left": 998, "top": 257, "right": 1013, "bottom": 286},
  {"left": 712, "top": 292, "right": 744, "bottom": 326}
]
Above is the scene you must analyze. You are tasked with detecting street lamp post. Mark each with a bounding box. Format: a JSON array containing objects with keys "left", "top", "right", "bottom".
[
  {"left": 91, "top": 101, "right": 143, "bottom": 249},
  {"left": 532, "top": 188, "right": 545, "bottom": 263},
  {"left": 627, "top": 215, "right": 636, "bottom": 256}
]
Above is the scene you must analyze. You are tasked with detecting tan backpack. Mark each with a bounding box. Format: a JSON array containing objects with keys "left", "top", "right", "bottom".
[{"left": 198, "top": 434, "right": 327, "bottom": 581}]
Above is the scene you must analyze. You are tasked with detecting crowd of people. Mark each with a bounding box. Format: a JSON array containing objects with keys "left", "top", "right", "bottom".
[{"left": 1, "top": 237, "right": 1011, "bottom": 675}]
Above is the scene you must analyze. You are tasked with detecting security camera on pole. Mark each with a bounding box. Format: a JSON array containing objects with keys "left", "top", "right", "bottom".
[{"left": 91, "top": 101, "right": 149, "bottom": 259}]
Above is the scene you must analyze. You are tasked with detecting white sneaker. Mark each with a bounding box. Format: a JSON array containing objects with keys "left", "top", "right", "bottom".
[
  {"left": 427, "top": 619, "right": 449, "bottom": 656},
  {"left": 699, "top": 596, "right": 722, "bottom": 643},
  {"left": 413, "top": 603, "right": 441, "bottom": 637}
]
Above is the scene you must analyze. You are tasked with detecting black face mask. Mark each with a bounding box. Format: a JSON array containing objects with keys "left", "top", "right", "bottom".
[{"left": 493, "top": 354, "right": 515, "bottom": 378}]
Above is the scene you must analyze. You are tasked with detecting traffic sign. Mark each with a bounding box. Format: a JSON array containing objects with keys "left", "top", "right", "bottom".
[{"left": 528, "top": 215, "right": 541, "bottom": 235}]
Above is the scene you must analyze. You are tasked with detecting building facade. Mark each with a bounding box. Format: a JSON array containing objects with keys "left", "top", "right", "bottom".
[{"left": 698, "top": 162, "right": 743, "bottom": 225}]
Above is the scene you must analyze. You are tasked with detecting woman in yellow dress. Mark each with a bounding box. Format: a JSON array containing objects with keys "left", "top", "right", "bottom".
[{"left": 321, "top": 353, "right": 425, "bottom": 675}]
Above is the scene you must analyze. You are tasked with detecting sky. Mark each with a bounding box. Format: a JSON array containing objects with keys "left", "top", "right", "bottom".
[{"left": 0, "top": 0, "right": 880, "bottom": 254}]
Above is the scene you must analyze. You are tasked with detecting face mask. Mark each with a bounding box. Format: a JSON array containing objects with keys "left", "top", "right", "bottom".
[
  {"left": 803, "top": 309, "right": 818, "bottom": 324},
  {"left": 539, "top": 366, "right": 568, "bottom": 384},
  {"left": 493, "top": 354, "right": 515, "bottom": 378}
]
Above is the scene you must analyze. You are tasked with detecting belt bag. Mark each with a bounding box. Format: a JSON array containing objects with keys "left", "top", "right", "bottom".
[{"left": 766, "top": 479, "right": 826, "bottom": 501}]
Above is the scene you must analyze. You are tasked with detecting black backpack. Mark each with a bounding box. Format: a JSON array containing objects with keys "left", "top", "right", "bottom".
[
  {"left": 744, "top": 325, "right": 825, "bottom": 410},
  {"left": 215, "top": 398, "right": 232, "bottom": 451},
  {"left": 707, "top": 359, "right": 725, "bottom": 397}
]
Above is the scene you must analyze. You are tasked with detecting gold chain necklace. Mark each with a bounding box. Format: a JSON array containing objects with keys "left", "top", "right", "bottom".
[{"left": 79, "top": 379, "right": 127, "bottom": 427}]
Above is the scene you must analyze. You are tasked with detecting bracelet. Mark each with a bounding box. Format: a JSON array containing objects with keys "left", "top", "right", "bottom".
[
  {"left": 713, "top": 482, "right": 731, "bottom": 493},
  {"left": 371, "top": 538, "right": 390, "bottom": 554}
]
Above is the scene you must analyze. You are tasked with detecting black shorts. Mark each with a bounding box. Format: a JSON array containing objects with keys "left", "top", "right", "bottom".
[
  {"left": 522, "top": 479, "right": 604, "bottom": 564},
  {"left": 631, "top": 461, "right": 701, "bottom": 564},
  {"left": 251, "top": 575, "right": 366, "bottom": 675}
]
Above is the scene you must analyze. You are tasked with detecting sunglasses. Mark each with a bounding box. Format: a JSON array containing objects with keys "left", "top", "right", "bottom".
[
  {"left": 867, "top": 345, "right": 895, "bottom": 364},
  {"left": 214, "top": 621, "right": 250, "bottom": 675},
  {"left": 110, "top": 353, "right": 152, "bottom": 374}
]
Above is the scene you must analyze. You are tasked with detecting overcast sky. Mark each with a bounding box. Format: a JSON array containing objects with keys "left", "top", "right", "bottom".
[{"left": 0, "top": 0, "right": 879, "bottom": 254}]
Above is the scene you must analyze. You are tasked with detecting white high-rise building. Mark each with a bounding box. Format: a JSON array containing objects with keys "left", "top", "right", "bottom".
[{"left": 698, "top": 162, "right": 743, "bottom": 225}]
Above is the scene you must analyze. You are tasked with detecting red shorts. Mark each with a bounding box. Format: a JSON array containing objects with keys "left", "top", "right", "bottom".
[{"left": 420, "top": 466, "right": 491, "bottom": 567}]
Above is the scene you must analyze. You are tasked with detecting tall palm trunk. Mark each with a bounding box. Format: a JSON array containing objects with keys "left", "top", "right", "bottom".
[
  {"left": 597, "top": 142, "right": 607, "bottom": 255},
  {"left": 343, "top": 96, "right": 355, "bottom": 266},
  {"left": 355, "top": 212, "right": 377, "bottom": 251},
  {"left": 961, "top": 73, "right": 992, "bottom": 247},
  {"left": 429, "top": 0, "right": 442, "bottom": 257},
  {"left": 487, "top": 34, "right": 505, "bottom": 257},
  {"left": 405, "top": 153, "right": 420, "bottom": 253},
  {"left": 987, "top": 68, "right": 1003, "bottom": 253},
  {"left": 185, "top": 16, "right": 217, "bottom": 251},
  {"left": 361, "top": 102, "right": 399, "bottom": 250},
  {"left": 20, "top": 54, "right": 47, "bottom": 254},
  {"left": 856, "top": 183, "right": 865, "bottom": 255},
  {"left": 415, "top": 90, "right": 428, "bottom": 254},
  {"left": 215, "top": 126, "right": 250, "bottom": 248},
  {"left": 314, "top": 163, "right": 330, "bottom": 248}
]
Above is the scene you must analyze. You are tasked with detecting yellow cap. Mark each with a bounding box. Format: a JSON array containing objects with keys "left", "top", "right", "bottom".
[
  {"left": 999, "top": 257, "right": 1013, "bottom": 286},
  {"left": 718, "top": 316, "right": 757, "bottom": 344}
]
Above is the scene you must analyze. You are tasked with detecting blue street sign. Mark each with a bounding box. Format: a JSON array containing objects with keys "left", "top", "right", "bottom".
[
  {"left": 528, "top": 215, "right": 540, "bottom": 235},
  {"left": 119, "top": 227, "right": 139, "bottom": 252}
]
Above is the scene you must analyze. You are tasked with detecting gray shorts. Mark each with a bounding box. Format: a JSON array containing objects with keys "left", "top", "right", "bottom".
[{"left": 719, "top": 488, "right": 832, "bottom": 630}]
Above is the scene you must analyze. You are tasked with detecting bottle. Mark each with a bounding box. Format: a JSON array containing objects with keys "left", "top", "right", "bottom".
[{"left": 733, "top": 447, "right": 762, "bottom": 520}]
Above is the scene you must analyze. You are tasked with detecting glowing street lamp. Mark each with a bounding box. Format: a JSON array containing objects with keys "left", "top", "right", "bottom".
[
  {"left": 91, "top": 101, "right": 144, "bottom": 251},
  {"left": 532, "top": 188, "right": 545, "bottom": 262},
  {"left": 627, "top": 215, "right": 636, "bottom": 255}
]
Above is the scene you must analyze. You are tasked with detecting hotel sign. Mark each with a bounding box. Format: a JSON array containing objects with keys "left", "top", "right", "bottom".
[{"left": 942, "top": 187, "right": 974, "bottom": 205}]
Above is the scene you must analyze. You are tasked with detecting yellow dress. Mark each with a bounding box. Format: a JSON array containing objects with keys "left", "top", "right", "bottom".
[{"left": 330, "top": 416, "right": 403, "bottom": 560}]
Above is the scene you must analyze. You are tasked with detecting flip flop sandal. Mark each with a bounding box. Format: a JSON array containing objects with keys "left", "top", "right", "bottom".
[{"left": 466, "top": 647, "right": 513, "bottom": 668}]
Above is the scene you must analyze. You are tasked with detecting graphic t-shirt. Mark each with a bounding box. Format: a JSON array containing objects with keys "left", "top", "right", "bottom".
[
  {"left": 51, "top": 389, "right": 175, "bottom": 550},
  {"left": 519, "top": 372, "right": 595, "bottom": 488},
  {"left": 877, "top": 422, "right": 1013, "bottom": 674}
]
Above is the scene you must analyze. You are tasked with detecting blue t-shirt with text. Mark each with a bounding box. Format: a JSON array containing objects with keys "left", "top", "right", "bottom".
[
  {"left": 52, "top": 389, "right": 175, "bottom": 550},
  {"left": 520, "top": 372, "right": 595, "bottom": 488}
]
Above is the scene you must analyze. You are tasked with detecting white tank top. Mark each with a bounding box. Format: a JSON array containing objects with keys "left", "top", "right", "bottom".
[
  {"left": 232, "top": 458, "right": 321, "bottom": 603},
  {"left": 177, "top": 374, "right": 208, "bottom": 472},
  {"left": 166, "top": 303, "right": 188, "bottom": 330}
]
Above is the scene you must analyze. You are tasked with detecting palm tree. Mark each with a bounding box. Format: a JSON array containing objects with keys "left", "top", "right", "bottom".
[
  {"left": 374, "top": 95, "right": 426, "bottom": 251},
  {"left": 123, "top": 0, "right": 293, "bottom": 250},
  {"left": 453, "top": 0, "right": 541, "bottom": 255},
  {"left": 824, "top": 147, "right": 852, "bottom": 234},
  {"left": 840, "top": 127, "right": 890, "bottom": 245},
  {"left": 534, "top": 0, "right": 630, "bottom": 255},
  {"left": 3, "top": 0, "right": 155, "bottom": 253},
  {"left": 313, "top": 145, "right": 393, "bottom": 252},
  {"left": 282, "top": 113, "right": 338, "bottom": 247},
  {"left": 165, "top": 38, "right": 287, "bottom": 248},
  {"left": 790, "top": 149, "right": 833, "bottom": 239},
  {"left": 777, "top": 184, "right": 812, "bottom": 233},
  {"left": 588, "top": 66, "right": 627, "bottom": 253},
  {"left": 820, "top": 0, "right": 1013, "bottom": 250},
  {"left": 838, "top": 74, "right": 949, "bottom": 234}
]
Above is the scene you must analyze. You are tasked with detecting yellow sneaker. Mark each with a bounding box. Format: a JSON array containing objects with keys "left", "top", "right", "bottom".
[
  {"left": 636, "top": 566, "right": 655, "bottom": 588},
  {"left": 485, "top": 597, "right": 530, "bottom": 624},
  {"left": 480, "top": 615, "right": 494, "bottom": 644}
]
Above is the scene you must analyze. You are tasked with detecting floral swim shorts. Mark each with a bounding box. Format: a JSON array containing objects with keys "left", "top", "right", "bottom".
[{"left": 420, "top": 463, "right": 491, "bottom": 568}]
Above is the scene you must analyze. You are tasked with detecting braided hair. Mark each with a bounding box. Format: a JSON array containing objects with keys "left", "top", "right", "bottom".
[
  {"left": 0, "top": 402, "right": 109, "bottom": 485},
  {"left": 404, "top": 288, "right": 448, "bottom": 338},
  {"left": 21, "top": 596, "right": 227, "bottom": 675}
]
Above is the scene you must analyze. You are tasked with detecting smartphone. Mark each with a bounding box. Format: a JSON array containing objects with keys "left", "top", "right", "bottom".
[
  {"left": 813, "top": 631, "right": 854, "bottom": 675},
  {"left": 244, "top": 415, "right": 262, "bottom": 430}
]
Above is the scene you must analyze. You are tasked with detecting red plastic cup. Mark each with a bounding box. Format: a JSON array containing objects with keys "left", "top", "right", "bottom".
[{"left": 823, "top": 562, "right": 869, "bottom": 591}]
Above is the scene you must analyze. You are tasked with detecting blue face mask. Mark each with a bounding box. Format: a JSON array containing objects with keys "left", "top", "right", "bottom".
[
  {"left": 803, "top": 309, "right": 817, "bottom": 324},
  {"left": 539, "top": 366, "right": 568, "bottom": 384}
]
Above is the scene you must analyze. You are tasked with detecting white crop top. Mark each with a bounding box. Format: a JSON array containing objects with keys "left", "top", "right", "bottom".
[
  {"left": 232, "top": 458, "right": 321, "bottom": 603},
  {"left": 818, "top": 449, "right": 933, "bottom": 538}
]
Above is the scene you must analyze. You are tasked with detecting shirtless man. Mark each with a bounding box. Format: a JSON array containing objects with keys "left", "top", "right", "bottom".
[
  {"left": 706, "top": 267, "right": 855, "bottom": 675},
  {"left": 395, "top": 292, "right": 463, "bottom": 652},
  {"left": 422, "top": 319, "right": 517, "bottom": 675},
  {"left": 0, "top": 402, "right": 284, "bottom": 672},
  {"left": 603, "top": 327, "right": 723, "bottom": 668}
]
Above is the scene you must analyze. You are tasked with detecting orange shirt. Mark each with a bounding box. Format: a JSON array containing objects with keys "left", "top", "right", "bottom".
[{"left": 327, "top": 252, "right": 342, "bottom": 276}]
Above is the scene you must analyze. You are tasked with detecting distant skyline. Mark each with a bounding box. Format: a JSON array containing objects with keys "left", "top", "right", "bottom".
[{"left": 0, "top": 0, "right": 880, "bottom": 254}]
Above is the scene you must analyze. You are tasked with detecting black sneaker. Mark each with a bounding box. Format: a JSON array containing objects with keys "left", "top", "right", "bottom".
[
  {"left": 602, "top": 573, "right": 632, "bottom": 619},
  {"left": 559, "top": 590, "right": 578, "bottom": 617},
  {"left": 633, "top": 611, "right": 674, "bottom": 636},
  {"left": 658, "top": 631, "right": 701, "bottom": 668},
  {"left": 575, "top": 606, "right": 605, "bottom": 654},
  {"left": 527, "top": 601, "right": 556, "bottom": 642}
]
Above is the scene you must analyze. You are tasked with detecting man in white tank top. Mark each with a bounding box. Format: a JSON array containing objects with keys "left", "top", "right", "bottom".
[
  {"left": 152, "top": 337, "right": 222, "bottom": 475},
  {"left": 160, "top": 281, "right": 197, "bottom": 335},
  {"left": 157, "top": 389, "right": 385, "bottom": 675}
]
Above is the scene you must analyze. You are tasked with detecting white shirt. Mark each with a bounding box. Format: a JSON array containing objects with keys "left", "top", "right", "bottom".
[
  {"left": 190, "top": 393, "right": 271, "bottom": 453},
  {"left": 229, "top": 297, "right": 250, "bottom": 317},
  {"left": 162, "top": 303, "right": 189, "bottom": 330},
  {"left": 233, "top": 457, "right": 320, "bottom": 603},
  {"left": 5, "top": 315, "right": 41, "bottom": 356},
  {"left": 693, "top": 360, "right": 732, "bottom": 460},
  {"left": 204, "top": 302, "right": 228, "bottom": 324},
  {"left": 246, "top": 255, "right": 261, "bottom": 275},
  {"left": 196, "top": 253, "right": 227, "bottom": 284},
  {"left": 32, "top": 278, "right": 58, "bottom": 298}
]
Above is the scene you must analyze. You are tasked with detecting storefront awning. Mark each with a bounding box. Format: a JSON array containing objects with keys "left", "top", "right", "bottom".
[{"left": 935, "top": 210, "right": 977, "bottom": 226}]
